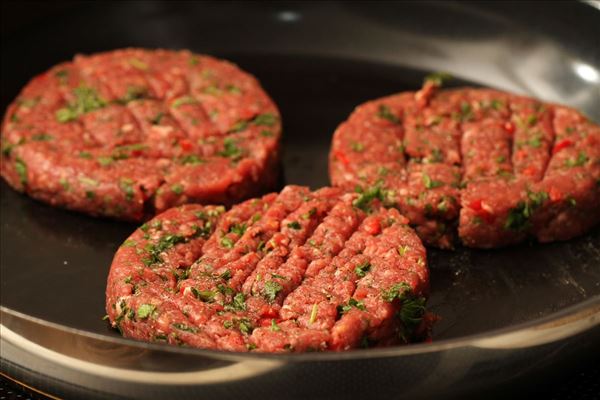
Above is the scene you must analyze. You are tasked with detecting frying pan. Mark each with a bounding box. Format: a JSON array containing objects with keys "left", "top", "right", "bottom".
[{"left": 1, "top": 1, "right": 599, "bottom": 399}]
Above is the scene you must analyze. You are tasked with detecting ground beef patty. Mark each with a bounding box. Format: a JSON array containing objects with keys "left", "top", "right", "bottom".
[
  {"left": 1, "top": 48, "right": 281, "bottom": 220},
  {"left": 105, "top": 185, "right": 432, "bottom": 352},
  {"left": 329, "top": 78, "right": 600, "bottom": 248}
]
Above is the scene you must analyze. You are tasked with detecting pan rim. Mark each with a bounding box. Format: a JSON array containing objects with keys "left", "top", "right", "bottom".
[{"left": 2, "top": 293, "right": 599, "bottom": 363}]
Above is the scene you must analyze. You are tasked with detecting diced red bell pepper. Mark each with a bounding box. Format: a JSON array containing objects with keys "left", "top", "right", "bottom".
[
  {"left": 468, "top": 199, "right": 495, "bottom": 223},
  {"left": 354, "top": 287, "right": 369, "bottom": 300},
  {"left": 522, "top": 165, "right": 538, "bottom": 177},
  {"left": 260, "top": 305, "right": 279, "bottom": 319},
  {"left": 179, "top": 139, "right": 194, "bottom": 152},
  {"left": 549, "top": 186, "right": 563, "bottom": 202},
  {"left": 364, "top": 217, "right": 381, "bottom": 235},
  {"left": 334, "top": 150, "right": 350, "bottom": 166},
  {"left": 503, "top": 121, "right": 515, "bottom": 135},
  {"left": 552, "top": 139, "right": 573, "bottom": 155}
]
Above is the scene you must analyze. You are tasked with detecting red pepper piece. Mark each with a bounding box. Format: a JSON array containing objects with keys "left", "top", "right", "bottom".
[
  {"left": 522, "top": 165, "right": 538, "bottom": 177},
  {"left": 552, "top": 139, "right": 573, "bottom": 155},
  {"left": 468, "top": 199, "right": 495, "bottom": 223},
  {"left": 549, "top": 186, "right": 563, "bottom": 202},
  {"left": 364, "top": 217, "right": 381, "bottom": 235},
  {"left": 179, "top": 139, "right": 194, "bottom": 152},
  {"left": 334, "top": 150, "right": 350, "bottom": 166},
  {"left": 504, "top": 121, "right": 515, "bottom": 135},
  {"left": 260, "top": 305, "right": 279, "bottom": 319}
]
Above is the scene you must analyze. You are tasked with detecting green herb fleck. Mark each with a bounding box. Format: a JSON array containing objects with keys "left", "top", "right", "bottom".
[
  {"left": 97, "top": 156, "right": 114, "bottom": 166},
  {"left": 218, "top": 138, "right": 243, "bottom": 160},
  {"left": 382, "top": 282, "right": 411, "bottom": 302},
  {"left": 504, "top": 202, "right": 530, "bottom": 231},
  {"left": 179, "top": 154, "right": 204, "bottom": 165},
  {"left": 428, "top": 148, "right": 443, "bottom": 163},
  {"left": 129, "top": 58, "right": 148, "bottom": 70},
  {"left": 219, "top": 269, "right": 232, "bottom": 280},
  {"left": 424, "top": 71, "right": 452, "bottom": 86},
  {"left": 528, "top": 135, "right": 542, "bottom": 148},
  {"left": 490, "top": 99, "right": 504, "bottom": 110},
  {"left": 227, "top": 85, "right": 242, "bottom": 94},
  {"left": 565, "top": 152, "right": 588, "bottom": 167},
  {"left": 191, "top": 287, "right": 216, "bottom": 303},
  {"left": 309, "top": 303, "right": 318, "bottom": 325},
  {"left": 171, "top": 184, "right": 184, "bottom": 195},
  {"left": 117, "top": 86, "right": 148, "bottom": 104},
  {"left": 1, "top": 139, "right": 24, "bottom": 157},
  {"left": 459, "top": 102, "right": 473, "bottom": 122},
  {"left": 422, "top": 173, "right": 443, "bottom": 189},
  {"left": 287, "top": 221, "right": 301, "bottom": 230},
  {"left": 263, "top": 281, "right": 283, "bottom": 302},
  {"left": 397, "top": 245, "right": 409, "bottom": 256},
  {"left": 203, "top": 85, "right": 222, "bottom": 96},
  {"left": 54, "top": 69, "right": 69, "bottom": 83},
  {"left": 238, "top": 318, "right": 253, "bottom": 335},
  {"left": 119, "top": 178, "right": 135, "bottom": 201},
  {"left": 253, "top": 113, "right": 277, "bottom": 126},
  {"left": 59, "top": 178, "right": 70, "bottom": 191},
  {"left": 149, "top": 112, "right": 164, "bottom": 125},
  {"left": 399, "top": 297, "right": 426, "bottom": 330},
  {"left": 351, "top": 142, "right": 364, "bottom": 152},
  {"left": 31, "top": 133, "right": 53, "bottom": 141},
  {"left": 215, "top": 284, "right": 232, "bottom": 297},
  {"left": 377, "top": 104, "right": 400, "bottom": 124},
  {"left": 15, "top": 158, "right": 27, "bottom": 186},
  {"left": 227, "top": 292, "right": 247, "bottom": 312},
  {"left": 229, "top": 223, "right": 247, "bottom": 236},
  {"left": 353, "top": 184, "right": 386, "bottom": 212},
  {"left": 526, "top": 115, "right": 538, "bottom": 126},
  {"left": 122, "top": 239, "right": 137, "bottom": 248},
  {"left": 220, "top": 236, "right": 234, "bottom": 249},
  {"left": 143, "top": 233, "right": 186, "bottom": 265},
  {"left": 172, "top": 96, "right": 198, "bottom": 109},
  {"left": 301, "top": 208, "right": 317, "bottom": 220},
  {"left": 271, "top": 319, "right": 281, "bottom": 331},
  {"left": 56, "top": 85, "right": 107, "bottom": 122},
  {"left": 172, "top": 323, "right": 198, "bottom": 333},
  {"left": 229, "top": 120, "right": 248, "bottom": 133},
  {"left": 78, "top": 176, "right": 99, "bottom": 187},
  {"left": 354, "top": 262, "right": 371, "bottom": 278},
  {"left": 137, "top": 304, "right": 156, "bottom": 319},
  {"left": 337, "top": 298, "right": 366, "bottom": 315}
]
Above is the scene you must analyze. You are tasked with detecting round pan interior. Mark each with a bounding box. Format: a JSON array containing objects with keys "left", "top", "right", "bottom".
[{"left": 1, "top": 1, "right": 599, "bottom": 398}]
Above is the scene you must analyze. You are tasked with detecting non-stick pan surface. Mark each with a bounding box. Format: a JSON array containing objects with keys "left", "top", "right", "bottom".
[{"left": 1, "top": 1, "right": 599, "bottom": 399}]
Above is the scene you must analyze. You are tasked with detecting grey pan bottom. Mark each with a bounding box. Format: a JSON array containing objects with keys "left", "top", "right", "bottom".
[{"left": 1, "top": 1, "right": 600, "bottom": 398}]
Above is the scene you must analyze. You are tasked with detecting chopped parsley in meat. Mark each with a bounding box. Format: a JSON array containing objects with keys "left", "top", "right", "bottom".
[
  {"left": 377, "top": 104, "right": 400, "bottom": 124},
  {"left": 263, "top": 280, "right": 283, "bottom": 302},
  {"left": 56, "top": 86, "right": 107, "bottom": 122}
]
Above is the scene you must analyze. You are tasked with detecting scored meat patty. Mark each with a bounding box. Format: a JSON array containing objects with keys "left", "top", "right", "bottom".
[
  {"left": 1, "top": 48, "right": 281, "bottom": 220},
  {"left": 105, "top": 185, "right": 432, "bottom": 352},
  {"left": 329, "top": 78, "right": 600, "bottom": 249}
]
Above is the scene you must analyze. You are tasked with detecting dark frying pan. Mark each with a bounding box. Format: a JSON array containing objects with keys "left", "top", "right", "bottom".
[{"left": 1, "top": 1, "right": 599, "bottom": 399}]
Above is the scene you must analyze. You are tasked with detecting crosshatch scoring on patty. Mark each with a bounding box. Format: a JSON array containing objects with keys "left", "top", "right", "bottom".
[
  {"left": 1, "top": 48, "right": 282, "bottom": 221},
  {"left": 105, "top": 185, "right": 434, "bottom": 352},
  {"left": 329, "top": 76, "right": 600, "bottom": 249}
]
